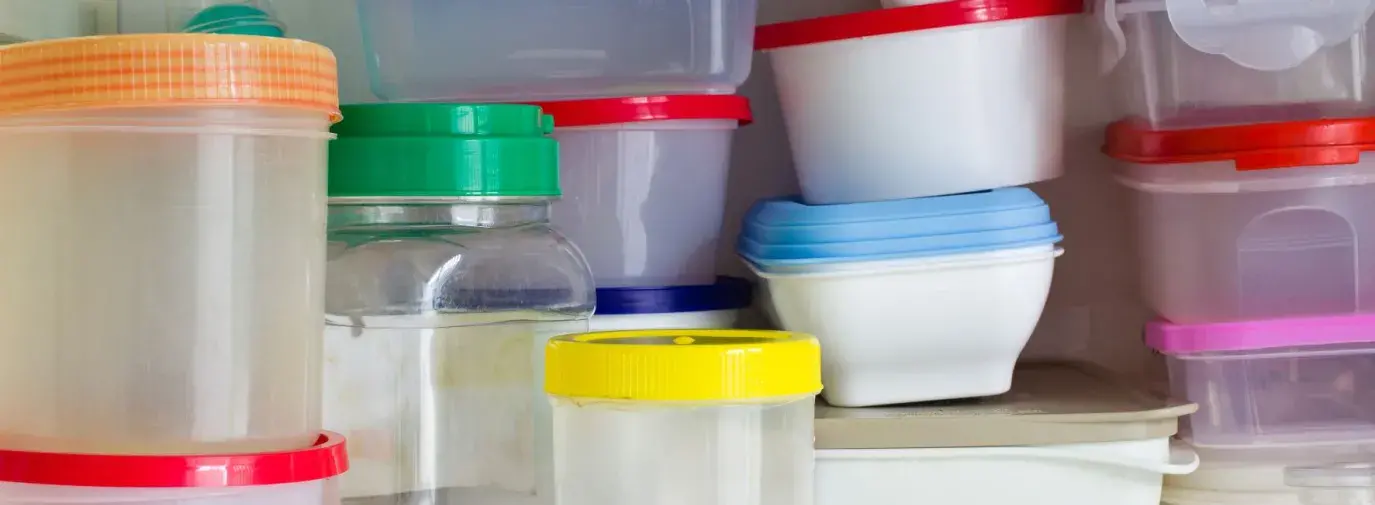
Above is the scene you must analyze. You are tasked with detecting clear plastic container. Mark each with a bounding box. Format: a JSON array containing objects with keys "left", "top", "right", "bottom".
[
  {"left": 354, "top": 0, "right": 759, "bottom": 102},
  {"left": 323, "top": 104, "right": 595, "bottom": 505},
  {"left": 545, "top": 330, "right": 821, "bottom": 505},
  {"left": 1288, "top": 463, "right": 1375, "bottom": 505},
  {"left": 0, "top": 35, "right": 339, "bottom": 455},
  {"left": 539, "top": 96, "right": 751, "bottom": 287},
  {"left": 116, "top": 0, "right": 282, "bottom": 35},
  {"left": 0, "top": 0, "right": 84, "bottom": 44},
  {"left": 1149, "top": 315, "right": 1375, "bottom": 449}
]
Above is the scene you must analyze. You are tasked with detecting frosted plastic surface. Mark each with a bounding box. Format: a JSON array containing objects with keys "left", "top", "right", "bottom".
[
  {"left": 0, "top": 107, "right": 330, "bottom": 454},
  {"left": 355, "top": 0, "right": 758, "bottom": 101},
  {"left": 0, "top": 478, "right": 335, "bottom": 505}
]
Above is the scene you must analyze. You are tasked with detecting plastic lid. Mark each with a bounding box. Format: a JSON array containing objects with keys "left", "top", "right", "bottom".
[
  {"left": 544, "top": 329, "right": 822, "bottom": 401},
  {"left": 0, "top": 432, "right": 347, "bottom": 488},
  {"left": 596, "top": 277, "right": 753, "bottom": 315},
  {"left": 755, "top": 0, "right": 1083, "bottom": 50},
  {"left": 1146, "top": 314, "right": 1375, "bottom": 354},
  {"left": 329, "top": 103, "right": 560, "bottom": 198},
  {"left": 532, "top": 95, "right": 753, "bottom": 128},
  {"left": 739, "top": 188, "right": 1062, "bottom": 267},
  {"left": 183, "top": 3, "right": 284, "bottom": 36},
  {"left": 815, "top": 362, "right": 1197, "bottom": 449},
  {"left": 1105, "top": 118, "right": 1375, "bottom": 170},
  {"left": 0, "top": 34, "right": 339, "bottom": 121}
]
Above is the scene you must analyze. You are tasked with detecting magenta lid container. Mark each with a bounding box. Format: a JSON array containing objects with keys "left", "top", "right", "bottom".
[{"left": 1146, "top": 314, "right": 1375, "bottom": 354}]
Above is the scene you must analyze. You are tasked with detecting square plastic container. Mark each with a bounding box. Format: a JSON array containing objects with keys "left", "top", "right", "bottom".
[
  {"left": 355, "top": 0, "right": 758, "bottom": 102},
  {"left": 1102, "top": 0, "right": 1375, "bottom": 129},
  {"left": 1148, "top": 315, "right": 1375, "bottom": 449}
]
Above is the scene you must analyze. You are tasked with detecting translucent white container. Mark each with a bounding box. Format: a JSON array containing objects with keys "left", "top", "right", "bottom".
[
  {"left": 1109, "top": 119, "right": 1375, "bottom": 323},
  {"left": 0, "top": 0, "right": 83, "bottom": 43},
  {"left": 545, "top": 330, "right": 822, "bottom": 505},
  {"left": 1149, "top": 315, "right": 1375, "bottom": 449},
  {"left": 0, "top": 431, "right": 347, "bottom": 505},
  {"left": 1288, "top": 463, "right": 1375, "bottom": 505},
  {"left": 1101, "top": 0, "right": 1375, "bottom": 129},
  {"left": 0, "top": 35, "right": 339, "bottom": 455},
  {"left": 355, "top": 0, "right": 758, "bottom": 102},
  {"left": 540, "top": 96, "right": 750, "bottom": 287}
]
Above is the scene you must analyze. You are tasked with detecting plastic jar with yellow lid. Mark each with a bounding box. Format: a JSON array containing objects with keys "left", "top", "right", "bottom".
[{"left": 545, "top": 329, "right": 822, "bottom": 505}]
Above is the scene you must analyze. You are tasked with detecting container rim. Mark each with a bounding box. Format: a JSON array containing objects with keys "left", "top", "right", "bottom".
[{"left": 755, "top": 0, "right": 1081, "bottom": 50}]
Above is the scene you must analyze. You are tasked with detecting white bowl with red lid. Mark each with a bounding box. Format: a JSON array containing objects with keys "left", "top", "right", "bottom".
[
  {"left": 538, "top": 95, "right": 752, "bottom": 288},
  {"left": 0, "top": 431, "right": 347, "bottom": 505},
  {"left": 755, "top": 0, "right": 1079, "bottom": 204},
  {"left": 1107, "top": 119, "right": 1375, "bottom": 324}
]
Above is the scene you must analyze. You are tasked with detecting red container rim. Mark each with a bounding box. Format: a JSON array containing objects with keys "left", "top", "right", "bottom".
[
  {"left": 755, "top": 0, "right": 1083, "bottom": 51},
  {"left": 531, "top": 95, "right": 753, "bottom": 128},
  {"left": 1104, "top": 118, "right": 1375, "bottom": 171}
]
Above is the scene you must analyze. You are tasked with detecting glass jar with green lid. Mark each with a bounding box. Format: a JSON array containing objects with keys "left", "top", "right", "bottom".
[{"left": 323, "top": 103, "right": 595, "bottom": 505}]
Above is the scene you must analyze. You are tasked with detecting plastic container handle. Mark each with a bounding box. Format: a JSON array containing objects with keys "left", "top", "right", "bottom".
[{"left": 830, "top": 440, "right": 1200, "bottom": 475}]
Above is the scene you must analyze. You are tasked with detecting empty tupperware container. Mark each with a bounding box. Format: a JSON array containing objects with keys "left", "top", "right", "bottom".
[
  {"left": 355, "top": 0, "right": 759, "bottom": 102},
  {"left": 0, "top": 432, "right": 347, "bottom": 505},
  {"left": 116, "top": 0, "right": 284, "bottom": 36},
  {"left": 590, "top": 277, "right": 753, "bottom": 332},
  {"left": 1108, "top": 119, "right": 1375, "bottom": 323},
  {"left": 739, "top": 188, "right": 1064, "bottom": 407},
  {"left": 755, "top": 0, "right": 1079, "bottom": 204},
  {"left": 0, "top": 34, "right": 338, "bottom": 455},
  {"left": 0, "top": 0, "right": 83, "bottom": 43},
  {"left": 1149, "top": 314, "right": 1375, "bottom": 449},
  {"left": 539, "top": 95, "right": 751, "bottom": 288},
  {"left": 545, "top": 329, "right": 822, "bottom": 505},
  {"left": 1101, "top": 0, "right": 1375, "bottom": 128}
]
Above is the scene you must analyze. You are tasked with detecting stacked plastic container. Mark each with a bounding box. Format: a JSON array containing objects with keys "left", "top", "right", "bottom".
[{"left": 0, "top": 34, "right": 347, "bottom": 504}]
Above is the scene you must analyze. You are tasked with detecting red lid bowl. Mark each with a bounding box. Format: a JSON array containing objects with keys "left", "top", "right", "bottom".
[
  {"left": 755, "top": 0, "right": 1084, "bottom": 51},
  {"left": 1104, "top": 118, "right": 1375, "bottom": 170},
  {"left": 532, "top": 95, "right": 753, "bottom": 128}
]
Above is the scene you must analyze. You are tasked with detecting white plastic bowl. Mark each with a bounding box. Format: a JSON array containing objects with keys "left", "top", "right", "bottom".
[{"left": 755, "top": 1, "right": 1077, "bottom": 204}]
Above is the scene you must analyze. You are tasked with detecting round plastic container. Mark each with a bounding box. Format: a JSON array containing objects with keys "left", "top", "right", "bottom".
[
  {"left": 324, "top": 104, "right": 595, "bottom": 505},
  {"left": 545, "top": 329, "right": 822, "bottom": 505},
  {"left": 590, "top": 277, "right": 753, "bottom": 332},
  {"left": 754, "top": 0, "right": 1079, "bottom": 204},
  {"left": 0, "top": 0, "right": 83, "bottom": 43},
  {"left": 0, "top": 432, "right": 347, "bottom": 505},
  {"left": 1288, "top": 463, "right": 1375, "bottom": 505},
  {"left": 116, "top": 0, "right": 283, "bottom": 35},
  {"left": 355, "top": 0, "right": 758, "bottom": 102},
  {"left": 739, "top": 188, "right": 1064, "bottom": 407},
  {"left": 1108, "top": 119, "right": 1375, "bottom": 323},
  {"left": 537, "top": 95, "right": 752, "bottom": 288},
  {"left": 0, "top": 35, "right": 338, "bottom": 455},
  {"left": 1101, "top": 0, "right": 1375, "bottom": 129}
]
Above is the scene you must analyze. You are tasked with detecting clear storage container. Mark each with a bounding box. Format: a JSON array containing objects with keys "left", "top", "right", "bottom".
[
  {"left": 0, "top": 34, "right": 339, "bottom": 455},
  {"left": 1148, "top": 315, "right": 1375, "bottom": 449},
  {"left": 1101, "top": 0, "right": 1375, "bottom": 129},
  {"left": 323, "top": 104, "right": 595, "bottom": 505},
  {"left": 545, "top": 330, "right": 822, "bottom": 505},
  {"left": 539, "top": 95, "right": 751, "bottom": 288},
  {"left": 1108, "top": 119, "right": 1375, "bottom": 323},
  {"left": 115, "top": 0, "right": 283, "bottom": 36},
  {"left": 355, "top": 0, "right": 759, "bottom": 102},
  {"left": 1288, "top": 463, "right": 1375, "bottom": 505}
]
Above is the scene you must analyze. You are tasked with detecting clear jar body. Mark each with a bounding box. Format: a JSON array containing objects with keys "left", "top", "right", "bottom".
[
  {"left": 0, "top": 107, "right": 330, "bottom": 454},
  {"left": 324, "top": 201, "right": 595, "bottom": 505},
  {"left": 551, "top": 395, "right": 816, "bottom": 505}
]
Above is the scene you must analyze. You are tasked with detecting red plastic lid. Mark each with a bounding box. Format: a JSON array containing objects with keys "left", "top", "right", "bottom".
[
  {"left": 0, "top": 432, "right": 348, "bottom": 488},
  {"left": 1104, "top": 118, "right": 1375, "bottom": 170},
  {"left": 532, "top": 95, "right": 753, "bottom": 128},
  {"left": 755, "top": 0, "right": 1083, "bottom": 51}
]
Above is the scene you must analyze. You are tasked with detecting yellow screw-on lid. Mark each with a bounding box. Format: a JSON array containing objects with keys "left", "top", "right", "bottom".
[
  {"left": 0, "top": 34, "right": 340, "bottom": 121},
  {"left": 545, "top": 329, "right": 822, "bottom": 402}
]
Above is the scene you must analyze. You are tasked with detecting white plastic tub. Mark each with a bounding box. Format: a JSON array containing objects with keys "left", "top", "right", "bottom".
[
  {"left": 755, "top": 1, "right": 1078, "bottom": 204},
  {"left": 540, "top": 96, "right": 751, "bottom": 288},
  {"left": 589, "top": 278, "right": 752, "bottom": 332},
  {"left": 1109, "top": 119, "right": 1375, "bottom": 323}
]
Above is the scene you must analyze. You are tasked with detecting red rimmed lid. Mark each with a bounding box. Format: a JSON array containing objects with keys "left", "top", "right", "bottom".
[
  {"left": 0, "top": 432, "right": 348, "bottom": 488},
  {"left": 1104, "top": 118, "right": 1375, "bottom": 170},
  {"left": 532, "top": 95, "right": 753, "bottom": 128},
  {"left": 755, "top": 0, "right": 1083, "bottom": 51}
]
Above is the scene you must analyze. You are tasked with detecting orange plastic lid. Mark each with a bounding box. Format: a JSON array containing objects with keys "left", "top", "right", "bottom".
[
  {"left": 1104, "top": 118, "right": 1375, "bottom": 170},
  {"left": 0, "top": 34, "right": 340, "bottom": 122}
]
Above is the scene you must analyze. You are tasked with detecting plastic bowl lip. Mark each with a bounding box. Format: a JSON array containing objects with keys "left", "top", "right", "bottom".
[{"left": 1286, "top": 462, "right": 1375, "bottom": 488}]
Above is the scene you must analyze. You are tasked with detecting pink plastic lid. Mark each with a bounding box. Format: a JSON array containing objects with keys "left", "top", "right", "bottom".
[{"left": 1146, "top": 314, "right": 1375, "bottom": 354}]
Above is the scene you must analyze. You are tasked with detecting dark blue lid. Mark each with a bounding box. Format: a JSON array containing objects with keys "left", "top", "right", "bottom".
[{"left": 596, "top": 277, "right": 753, "bottom": 315}]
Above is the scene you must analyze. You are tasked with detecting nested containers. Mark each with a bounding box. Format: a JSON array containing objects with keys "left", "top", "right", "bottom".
[
  {"left": 545, "top": 330, "right": 822, "bottom": 505},
  {"left": 324, "top": 103, "right": 595, "bottom": 505},
  {"left": 538, "top": 95, "right": 752, "bottom": 288},
  {"left": 754, "top": 0, "right": 1078, "bottom": 204},
  {"left": 739, "top": 188, "right": 1064, "bottom": 407},
  {"left": 1148, "top": 314, "right": 1375, "bottom": 449},
  {"left": 0, "top": 432, "right": 347, "bottom": 505},
  {"left": 1108, "top": 119, "right": 1375, "bottom": 323},
  {"left": 590, "top": 277, "right": 753, "bottom": 332},
  {"left": 355, "top": 0, "right": 758, "bottom": 102},
  {"left": 0, "top": 34, "right": 338, "bottom": 455}
]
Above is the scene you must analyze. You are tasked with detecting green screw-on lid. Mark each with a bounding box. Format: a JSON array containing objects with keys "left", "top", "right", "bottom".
[{"left": 329, "top": 103, "right": 560, "bottom": 198}]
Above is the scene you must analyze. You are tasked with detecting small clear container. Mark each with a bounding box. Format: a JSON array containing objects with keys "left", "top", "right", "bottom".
[
  {"left": 1287, "top": 463, "right": 1375, "bottom": 505},
  {"left": 545, "top": 330, "right": 822, "bottom": 505},
  {"left": 323, "top": 104, "right": 595, "bottom": 505}
]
